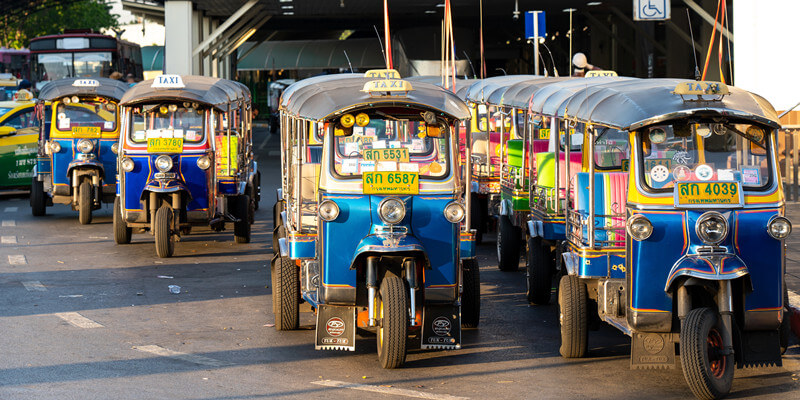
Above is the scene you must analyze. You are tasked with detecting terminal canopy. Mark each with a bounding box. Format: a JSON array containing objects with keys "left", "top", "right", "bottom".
[{"left": 38, "top": 77, "right": 131, "bottom": 102}]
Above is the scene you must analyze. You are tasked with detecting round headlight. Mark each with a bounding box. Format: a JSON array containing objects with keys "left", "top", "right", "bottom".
[
  {"left": 196, "top": 155, "right": 211, "bottom": 170},
  {"left": 318, "top": 200, "right": 340, "bottom": 222},
  {"left": 71, "top": 96, "right": 80, "bottom": 104},
  {"left": 50, "top": 141, "right": 61, "bottom": 153},
  {"left": 155, "top": 155, "right": 173, "bottom": 172},
  {"left": 768, "top": 216, "right": 792, "bottom": 240},
  {"left": 77, "top": 139, "right": 94, "bottom": 154},
  {"left": 121, "top": 157, "right": 135, "bottom": 172},
  {"left": 378, "top": 197, "right": 406, "bottom": 225},
  {"left": 696, "top": 212, "right": 728, "bottom": 245},
  {"left": 111, "top": 142, "right": 119, "bottom": 154},
  {"left": 444, "top": 201, "right": 465, "bottom": 223},
  {"left": 626, "top": 214, "right": 653, "bottom": 241}
]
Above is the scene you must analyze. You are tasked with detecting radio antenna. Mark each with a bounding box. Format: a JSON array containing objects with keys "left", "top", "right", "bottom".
[
  {"left": 343, "top": 50, "right": 354, "bottom": 73},
  {"left": 373, "top": 25, "right": 388, "bottom": 68},
  {"left": 463, "top": 51, "right": 477, "bottom": 79},
  {"left": 686, "top": 8, "right": 701, "bottom": 81}
]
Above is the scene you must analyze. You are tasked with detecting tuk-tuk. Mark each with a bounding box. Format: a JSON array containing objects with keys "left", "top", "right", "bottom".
[
  {"left": 30, "top": 77, "right": 129, "bottom": 222},
  {"left": 273, "top": 70, "right": 479, "bottom": 369},
  {"left": 114, "top": 75, "right": 258, "bottom": 257},
  {"left": 555, "top": 79, "right": 790, "bottom": 399}
]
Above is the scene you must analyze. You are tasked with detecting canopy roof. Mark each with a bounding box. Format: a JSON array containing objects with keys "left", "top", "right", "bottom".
[
  {"left": 404, "top": 76, "right": 475, "bottom": 100},
  {"left": 530, "top": 76, "right": 636, "bottom": 116},
  {"left": 464, "top": 75, "right": 540, "bottom": 104},
  {"left": 120, "top": 75, "right": 250, "bottom": 111},
  {"left": 38, "top": 77, "right": 130, "bottom": 102},
  {"left": 281, "top": 77, "right": 470, "bottom": 121}
]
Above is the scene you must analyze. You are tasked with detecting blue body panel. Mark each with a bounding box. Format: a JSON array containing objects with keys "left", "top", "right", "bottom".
[
  {"left": 320, "top": 195, "right": 372, "bottom": 290},
  {"left": 290, "top": 235, "right": 316, "bottom": 259},
  {"left": 49, "top": 138, "right": 118, "bottom": 192},
  {"left": 122, "top": 153, "right": 209, "bottom": 214}
]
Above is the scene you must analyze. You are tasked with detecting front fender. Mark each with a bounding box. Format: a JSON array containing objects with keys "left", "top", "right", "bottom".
[
  {"left": 68, "top": 160, "right": 104, "bottom": 176},
  {"left": 665, "top": 253, "right": 750, "bottom": 292},
  {"left": 144, "top": 179, "right": 192, "bottom": 196},
  {"left": 350, "top": 234, "right": 428, "bottom": 269}
]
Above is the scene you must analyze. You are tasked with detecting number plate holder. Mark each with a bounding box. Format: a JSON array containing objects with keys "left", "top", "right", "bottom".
[
  {"left": 147, "top": 137, "right": 184, "bottom": 153},
  {"left": 673, "top": 181, "right": 744, "bottom": 208}
]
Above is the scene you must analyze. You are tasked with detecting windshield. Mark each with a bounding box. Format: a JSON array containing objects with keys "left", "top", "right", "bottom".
[
  {"left": 73, "top": 52, "right": 112, "bottom": 77},
  {"left": 332, "top": 118, "right": 450, "bottom": 179},
  {"left": 640, "top": 122, "right": 771, "bottom": 191},
  {"left": 33, "top": 52, "right": 113, "bottom": 85},
  {"left": 0, "top": 107, "right": 11, "bottom": 118},
  {"left": 595, "top": 128, "right": 630, "bottom": 170},
  {"left": 130, "top": 104, "right": 205, "bottom": 144},
  {"left": 55, "top": 100, "right": 117, "bottom": 132}
]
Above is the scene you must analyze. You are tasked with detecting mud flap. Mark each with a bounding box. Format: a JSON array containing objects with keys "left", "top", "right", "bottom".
[
  {"left": 735, "top": 330, "right": 782, "bottom": 368},
  {"left": 421, "top": 304, "right": 461, "bottom": 350},
  {"left": 630, "top": 332, "right": 676, "bottom": 369},
  {"left": 315, "top": 304, "right": 356, "bottom": 351}
]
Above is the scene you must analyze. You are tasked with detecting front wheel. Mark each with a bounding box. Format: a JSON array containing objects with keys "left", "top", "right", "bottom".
[
  {"left": 558, "top": 274, "right": 588, "bottom": 358},
  {"left": 680, "top": 308, "right": 734, "bottom": 399},
  {"left": 526, "top": 236, "right": 554, "bottom": 305},
  {"left": 30, "top": 177, "right": 46, "bottom": 216},
  {"left": 234, "top": 195, "right": 252, "bottom": 244},
  {"left": 113, "top": 197, "right": 132, "bottom": 244},
  {"left": 154, "top": 205, "right": 174, "bottom": 258},
  {"left": 377, "top": 275, "right": 408, "bottom": 369},
  {"left": 497, "top": 215, "right": 521, "bottom": 271},
  {"left": 78, "top": 180, "right": 93, "bottom": 224},
  {"left": 461, "top": 259, "right": 481, "bottom": 328},
  {"left": 273, "top": 255, "right": 299, "bottom": 330}
]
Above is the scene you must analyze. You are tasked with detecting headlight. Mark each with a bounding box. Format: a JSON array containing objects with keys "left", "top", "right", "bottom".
[
  {"left": 196, "top": 155, "right": 211, "bottom": 170},
  {"left": 121, "top": 157, "right": 135, "bottom": 172},
  {"left": 76, "top": 139, "right": 94, "bottom": 154},
  {"left": 50, "top": 141, "right": 61, "bottom": 153},
  {"left": 768, "top": 216, "right": 792, "bottom": 240},
  {"left": 378, "top": 197, "right": 405, "bottom": 225},
  {"left": 318, "top": 200, "right": 340, "bottom": 222},
  {"left": 626, "top": 214, "right": 653, "bottom": 241},
  {"left": 155, "top": 155, "right": 173, "bottom": 172},
  {"left": 111, "top": 143, "right": 119, "bottom": 154},
  {"left": 696, "top": 211, "right": 728, "bottom": 245},
  {"left": 444, "top": 201, "right": 465, "bottom": 223}
]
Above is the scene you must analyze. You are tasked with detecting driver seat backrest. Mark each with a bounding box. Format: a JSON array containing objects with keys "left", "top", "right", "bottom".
[{"left": 299, "top": 163, "right": 320, "bottom": 229}]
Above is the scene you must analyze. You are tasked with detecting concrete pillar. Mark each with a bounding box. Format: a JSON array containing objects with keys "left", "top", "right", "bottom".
[
  {"left": 164, "top": 1, "right": 193, "bottom": 75},
  {"left": 191, "top": 10, "right": 202, "bottom": 74},
  {"left": 202, "top": 16, "right": 211, "bottom": 75}
]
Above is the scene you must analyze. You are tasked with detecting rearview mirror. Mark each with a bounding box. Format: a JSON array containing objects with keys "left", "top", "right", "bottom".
[
  {"left": 750, "top": 140, "right": 766, "bottom": 156},
  {"left": 0, "top": 126, "right": 17, "bottom": 137}
]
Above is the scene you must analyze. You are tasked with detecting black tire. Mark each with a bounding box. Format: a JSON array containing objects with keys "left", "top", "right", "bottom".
[
  {"left": 78, "top": 180, "right": 92, "bottom": 225},
  {"left": 496, "top": 215, "right": 521, "bottom": 271},
  {"left": 273, "top": 200, "right": 284, "bottom": 231},
  {"left": 461, "top": 259, "right": 481, "bottom": 328},
  {"left": 273, "top": 255, "right": 299, "bottom": 330},
  {"left": 781, "top": 289, "right": 790, "bottom": 355},
  {"left": 526, "top": 236, "right": 554, "bottom": 305},
  {"left": 234, "top": 195, "right": 252, "bottom": 244},
  {"left": 113, "top": 196, "right": 132, "bottom": 244},
  {"left": 30, "top": 177, "right": 46, "bottom": 216},
  {"left": 254, "top": 171, "right": 261, "bottom": 210},
  {"left": 377, "top": 275, "right": 408, "bottom": 369},
  {"left": 558, "top": 274, "right": 588, "bottom": 358},
  {"left": 154, "top": 205, "right": 174, "bottom": 258},
  {"left": 680, "top": 307, "right": 734, "bottom": 400}
]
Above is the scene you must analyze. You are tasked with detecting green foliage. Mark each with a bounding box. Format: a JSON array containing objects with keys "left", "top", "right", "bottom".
[{"left": 2, "top": 0, "right": 119, "bottom": 49}]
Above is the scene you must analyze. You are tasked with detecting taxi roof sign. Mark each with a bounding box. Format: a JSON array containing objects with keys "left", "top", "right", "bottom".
[
  {"left": 673, "top": 81, "right": 729, "bottom": 96},
  {"left": 72, "top": 79, "right": 99, "bottom": 87},
  {"left": 152, "top": 75, "right": 185, "bottom": 89},
  {"left": 364, "top": 69, "right": 401, "bottom": 79},
  {"left": 585, "top": 70, "right": 618, "bottom": 77},
  {"left": 362, "top": 79, "right": 413, "bottom": 93}
]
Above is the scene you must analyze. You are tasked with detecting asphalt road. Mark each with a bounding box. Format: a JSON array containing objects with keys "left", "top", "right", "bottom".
[{"left": 1, "top": 127, "right": 799, "bottom": 399}]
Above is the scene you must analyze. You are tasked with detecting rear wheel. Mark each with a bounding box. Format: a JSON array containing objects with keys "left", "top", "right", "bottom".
[
  {"left": 273, "top": 255, "right": 299, "bottom": 330},
  {"left": 254, "top": 171, "right": 261, "bottom": 210},
  {"left": 680, "top": 307, "right": 734, "bottom": 400},
  {"left": 461, "top": 259, "right": 481, "bottom": 328},
  {"left": 497, "top": 215, "right": 521, "bottom": 271},
  {"left": 558, "top": 274, "right": 588, "bottom": 358},
  {"left": 78, "top": 180, "right": 93, "bottom": 225},
  {"left": 377, "top": 275, "right": 408, "bottom": 369},
  {"left": 154, "top": 205, "right": 174, "bottom": 258},
  {"left": 30, "top": 177, "right": 46, "bottom": 216},
  {"left": 113, "top": 196, "right": 132, "bottom": 244},
  {"left": 781, "top": 288, "right": 790, "bottom": 355},
  {"left": 526, "top": 236, "right": 554, "bottom": 305},
  {"left": 234, "top": 195, "right": 252, "bottom": 244}
]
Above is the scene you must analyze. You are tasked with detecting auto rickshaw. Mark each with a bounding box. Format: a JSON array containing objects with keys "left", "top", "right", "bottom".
[
  {"left": 30, "top": 77, "right": 129, "bottom": 222},
  {"left": 555, "top": 79, "right": 790, "bottom": 399},
  {"left": 114, "top": 75, "right": 258, "bottom": 257},
  {"left": 0, "top": 90, "right": 39, "bottom": 191},
  {"left": 273, "top": 70, "right": 479, "bottom": 369}
]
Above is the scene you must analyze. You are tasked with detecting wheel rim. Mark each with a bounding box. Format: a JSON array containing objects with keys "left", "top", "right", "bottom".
[
  {"left": 377, "top": 296, "right": 384, "bottom": 351},
  {"left": 706, "top": 327, "right": 726, "bottom": 378}
]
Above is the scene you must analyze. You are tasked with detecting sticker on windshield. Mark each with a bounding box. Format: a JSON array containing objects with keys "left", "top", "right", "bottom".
[
  {"left": 104, "top": 121, "right": 113, "bottom": 130},
  {"left": 741, "top": 167, "right": 760, "bottom": 185},
  {"left": 649, "top": 128, "right": 666, "bottom": 144},
  {"left": 376, "top": 161, "right": 397, "bottom": 171},
  {"left": 343, "top": 142, "right": 359, "bottom": 156},
  {"left": 359, "top": 160, "right": 376, "bottom": 172},
  {"left": 388, "top": 141, "right": 401, "bottom": 149},
  {"left": 717, "top": 169, "right": 734, "bottom": 181},
  {"left": 58, "top": 118, "right": 70, "bottom": 130},
  {"left": 428, "top": 161, "right": 443, "bottom": 174},
  {"left": 650, "top": 165, "right": 669, "bottom": 182},
  {"left": 399, "top": 162, "right": 419, "bottom": 172},
  {"left": 673, "top": 165, "right": 691, "bottom": 181},
  {"left": 341, "top": 158, "right": 358, "bottom": 174},
  {"left": 372, "top": 140, "right": 386, "bottom": 149},
  {"left": 695, "top": 164, "right": 713, "bottom": 181},
  {"left": 672, "top": 151, "right": 691, "bottom": 164},
  {"left": 57, "top": 112, "right": 66, "bottom": 120}
]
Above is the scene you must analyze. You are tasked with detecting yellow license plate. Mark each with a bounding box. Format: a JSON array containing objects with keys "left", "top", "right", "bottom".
[
  {"left": 72, "top": 126, "right": 101, "bottom": 137},
  {"left": 676, "top": 182, "right": 741, "bottom": 206},
  {"left": 363, "top": 148, "right": 409, "bottom": 162},
  {"left": 363, "top": 171, "right": 419, "bottom": 195},
  {"left": 147, "top": 137, "right": 183, "bottom": 153}
]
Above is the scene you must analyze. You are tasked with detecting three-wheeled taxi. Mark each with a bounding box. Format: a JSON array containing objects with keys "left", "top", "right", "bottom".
[
  {"left": 30, "top": 77, "right": 129, "bottom": 222},
  {"left": 555, "top": 79, "right": 790, "bottom": 399},
  {"left": 115, "top": 75, "right": 258, "bottom": 257},
  {"left": 273, "top": 71, "right": 479, "bottom": 369}
]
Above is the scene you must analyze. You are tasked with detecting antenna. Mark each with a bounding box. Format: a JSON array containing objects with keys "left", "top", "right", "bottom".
[
  {"left": 343, "top": 50, "right": 353, "bottom": 73},
  {"left": 686, "top": 8, "right": 700, "bottom": 81},
  {"left": 373, "top": 25, "right": 388, "bottom": 68},
  {"left": 540, "top": 41, "right": 559, "bottom": 77},
  {"left": 463, "top": 50, "right": 477, "bottom": 79}
]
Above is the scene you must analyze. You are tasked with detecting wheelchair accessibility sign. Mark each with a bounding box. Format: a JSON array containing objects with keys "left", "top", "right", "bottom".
[{"left": 634, "top": 0, "right": 670, "bottom": 21}]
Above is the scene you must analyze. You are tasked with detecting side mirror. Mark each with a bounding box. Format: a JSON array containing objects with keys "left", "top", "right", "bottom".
[{"left": 0, "top": 126, "right": 17, "bottom": 137}]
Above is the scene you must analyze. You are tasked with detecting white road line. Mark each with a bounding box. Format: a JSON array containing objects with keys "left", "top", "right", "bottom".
[
  {"left": 4, "top": 206, "right": 18, "bottom": 212},
  {"left": 21, "top": 281, "right": 46, "bottom": 291},
  {"left": 267, "top": 150, "right": 281, "bottom": 157},
  {"left": 257, "top": 131, "right": 273, "bottom": 151},
  {"left": 55, "top": 312, "right": 104, "bottom": 328},
  {"left": 1, "top": 235, "right": 16, "bottom": 244},
  {"left": 8, "top": 255, "right": 26, "bottom": 265},
  {"left": 2, "top": 220, "right": 15, "bottom": 227},
  {"left": 311, "top": 380, "right": 469, "bottom": 400},
  {"left": 134, "top": 345, "right": 232, "bottom": 367}
]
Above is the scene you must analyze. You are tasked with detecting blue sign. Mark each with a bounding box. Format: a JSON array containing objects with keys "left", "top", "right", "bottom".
[
  {"left": 634, "top": 0, "right": 670, "bottom": 21},
  {"left": 524, "top": 11, "right": 546, "bottom": 39}
]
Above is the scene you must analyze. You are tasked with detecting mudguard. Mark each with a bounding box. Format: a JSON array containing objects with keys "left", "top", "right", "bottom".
[
  {"left": 350, "top": 234, "right": 428, "bottom": 269},
  {"left": 665, "top": 253, "right": 750, "bottom": 292},
  {"left": 143, "top": 179, "right": 192, "bottom": 195},
  {"left": 68, "top": 159, "right": 104, "bottom": 176}
]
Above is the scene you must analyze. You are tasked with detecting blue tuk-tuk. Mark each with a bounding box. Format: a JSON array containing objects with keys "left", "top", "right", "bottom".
[
  {"left": 31, "top": 77, "right": 129, "bottom": 223},
  {"left": 273, "top": 71, "right": 479, "bottom": 368},
  {"left": 114, "top": 75, "right": 258, "bottom": 257},
  {"left": 554, "top": 79, "right": 790, "bottom": 399}
]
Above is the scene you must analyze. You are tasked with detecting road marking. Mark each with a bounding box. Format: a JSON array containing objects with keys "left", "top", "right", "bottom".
[
  {"left": 311, "top": 380, "right": 469, "bottom": 400},
  {"left": 9, "top": 255, "right": 26, "bottom": 265},
  {"left": 257, "top": 131, "right": 273, "bottom": 151},
  {"left": 21, "top": 281, "right": 46, "bottom": 291},
  {"left": 1, "top": 235, "right": 16, "bottom": 244},
  {"left": 267, "top": 150, "right": 280, "bottom": 157},
  {"left": 4, "top": 207, "right": 17, "bottom": 212},
  {"left": 2, "top": 220, "right": 15, "bottom": 227},
  {"left": 134, "top": 345, "right": 232, "bottom": 367},
  {"left": 55, "top": 312, "right": 104, "bottom": 328},
  {"left": 88, "top": 236, "right": 108, "bottom": 239}
]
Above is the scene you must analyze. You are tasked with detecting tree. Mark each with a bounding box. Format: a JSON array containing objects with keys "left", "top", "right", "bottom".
[{"left": 2, "top": 0, "right": 119, "bottom": 49}]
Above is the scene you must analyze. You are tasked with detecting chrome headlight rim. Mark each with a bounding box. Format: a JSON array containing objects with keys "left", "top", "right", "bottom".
[
  {"left": 626, "top": 214, "right": 653, "bottom": 241},
  {"left": 767, "top": 216, "right": 792, "bottom": 240},
  {"left": 76, "top": 139, "right": 94, "bottom": 154},
  {"left": 196, "top": 155, "right": 211, "bottom": 170},
  {"left": 111, "top": 142, "right": 119, "bottom": 154},
  {"left": 154, "top": 155, "right": 173, "bottom": 172},
  {"left": 49, "top": 141, "right": 61, "bottom": 153},
  {"left": 378, "top": 197, "right": 406, "bottom": 225},
  {"left": 120, "top": 157, "right": 135, "bottom": 172},
  {"left": 318, "top": 199, "right": 340, "bottom": 222},
  {"left": 443, "top": 201, "right": 466, "bottom": 223},
  {"left": 696, "top": 211, "right": 728, "bottom": 245}
]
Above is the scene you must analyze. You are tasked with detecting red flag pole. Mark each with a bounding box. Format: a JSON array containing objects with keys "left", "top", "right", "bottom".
[
  {"left": 479, "top": 0, "right": 485, "bottom": 78},
  {"left": 384, "top": 0, "right": 393, "bottom": 69}
]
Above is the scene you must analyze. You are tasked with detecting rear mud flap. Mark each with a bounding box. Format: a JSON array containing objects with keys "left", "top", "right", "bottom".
[
  {"left": 630, "top": 332, "right": 676, "bottom": 370},
  {"left": 421, "top": 304, "right": 461, "bottom": 350},
  {"left": 315, "top": 304, "right": 356, "bottom": 351},
  {"left": 735, "top": 330, "right": 782, "bottom": 368}
]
